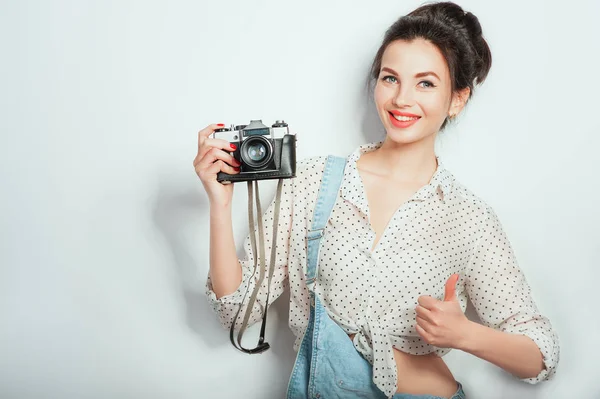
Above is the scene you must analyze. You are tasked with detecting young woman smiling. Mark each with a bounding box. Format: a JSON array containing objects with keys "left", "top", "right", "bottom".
[{"left": 196, "top": 2, "right": 560, "bottom": 398}]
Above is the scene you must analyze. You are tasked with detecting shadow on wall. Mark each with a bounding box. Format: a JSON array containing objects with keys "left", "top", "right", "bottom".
[
  {"left": 360, "top": 92, "right": 386, "bottom": 145},
  {"left": 151, "top": 175, "right": 295, "bottom": 360}
]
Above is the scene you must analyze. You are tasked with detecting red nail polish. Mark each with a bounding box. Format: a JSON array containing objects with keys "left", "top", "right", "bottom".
[
  {"left": 234, "top": 166, "right": 240, "bottom": 171},
  {"left": 230, "top": 143, "right": 237, "bottom": 150},
  {"left": 217, "top": 123, "right": 225, "bottom": 126}
]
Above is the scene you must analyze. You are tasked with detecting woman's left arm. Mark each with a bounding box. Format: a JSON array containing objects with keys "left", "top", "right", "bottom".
[
  {"left": 459, "top": 317, "right": 547, "bottom": 379},
  {"left": 415, "top": 205, "right": 560, "bottom": 382}
]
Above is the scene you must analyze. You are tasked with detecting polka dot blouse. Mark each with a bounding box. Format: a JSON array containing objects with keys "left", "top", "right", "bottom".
[{"left": 205, "top": 141, "right": 560, "bottom": 398}]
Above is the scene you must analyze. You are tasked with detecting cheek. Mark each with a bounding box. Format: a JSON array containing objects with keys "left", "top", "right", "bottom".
[
  {"left": 420, "top": 94, "right": 450, "bottom": 118},
  {"left": 373, "top": 84, "right": 386, "bottom": 106}
]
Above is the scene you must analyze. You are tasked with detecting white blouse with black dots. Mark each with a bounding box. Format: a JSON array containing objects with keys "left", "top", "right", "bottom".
[{"left": 205, "top": 141, "right": 560, "bottom": 397}]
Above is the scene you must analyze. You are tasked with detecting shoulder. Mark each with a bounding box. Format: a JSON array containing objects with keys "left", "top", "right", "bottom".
[
  {"left": 297, "top": 155, "right": 329, "bottom": 177},
  {"left": 289, "top": 154, "right": 345, "bottom": 205},
  {"left": 448, "top": 175, "right": 498, "bottom": 223},
  {"left": 292, "top": 155, "right": 332, "bottom": 189}
]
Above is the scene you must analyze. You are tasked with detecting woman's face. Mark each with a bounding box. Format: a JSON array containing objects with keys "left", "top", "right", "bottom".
[{"left": 374, "top": 38, "right": 466, "bottom": 145}]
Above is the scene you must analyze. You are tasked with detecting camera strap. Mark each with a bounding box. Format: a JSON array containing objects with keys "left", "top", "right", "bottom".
[{"left": 229, "top": 178, "right": 284, "bottom": 354}]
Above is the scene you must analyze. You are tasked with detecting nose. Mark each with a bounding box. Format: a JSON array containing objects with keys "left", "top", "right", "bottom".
[{"left": 393, "top": 85, "right": 415, "bottom": 107}]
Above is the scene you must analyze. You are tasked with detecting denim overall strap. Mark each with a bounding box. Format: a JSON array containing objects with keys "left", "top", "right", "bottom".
[{"left": 305, "top": 155, "right": 347, "bottom": 291}]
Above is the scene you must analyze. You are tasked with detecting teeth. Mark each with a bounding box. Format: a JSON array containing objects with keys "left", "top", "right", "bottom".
[{"left": 392, "top": 114, "right": 419, "bottom": 121}]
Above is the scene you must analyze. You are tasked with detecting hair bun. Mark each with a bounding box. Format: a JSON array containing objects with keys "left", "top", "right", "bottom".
[{"left": 463, "top": 11, "right": 482, "bottom": 38}]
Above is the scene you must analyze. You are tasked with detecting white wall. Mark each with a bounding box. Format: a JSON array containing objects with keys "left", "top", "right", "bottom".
[{"left": 1, "top": 0, "right": 599, "bottom": 398}]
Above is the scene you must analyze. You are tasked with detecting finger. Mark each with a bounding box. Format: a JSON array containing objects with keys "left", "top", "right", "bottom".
[
  {"left": 417, "top": 295, "right": 438, "bottom": 309},
  {"left": 194, "top": 138, "right": 238, "bottom": 166},
  {"left": 198, "top": 147, "right": 240, "bottom": 170},
  {"left": 444, "top": 274, "right": 460, "bottom": 302},
  {"left": 196, "top": 159, "right": 233, "bottom": 180},
  {"left": 197, "top": 123, "right": 226, "bottom": 144},
  {"left": 205, "top": 137, "right": 237, "bottom": 151},
  {"left": 416, "top": 316, "right": 435, "bottom": 334},
  {"left": 415, "top": 305, "right": 436, "bottom": 324},
  {"left": 415, "top": 324, "right": 433, "bottom": 343},
  {"left": 204, "top": 159, "right": 239, "bottom": 176}
]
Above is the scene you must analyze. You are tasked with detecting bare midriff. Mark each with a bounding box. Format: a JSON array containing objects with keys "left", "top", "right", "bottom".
[{"left": 348, "top": 333, "right": 458, "bottom": 398}]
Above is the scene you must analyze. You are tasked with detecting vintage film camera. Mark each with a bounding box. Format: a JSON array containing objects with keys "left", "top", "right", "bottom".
[{"left": 212, "top": 119, "right": 296, "bottom": 183}]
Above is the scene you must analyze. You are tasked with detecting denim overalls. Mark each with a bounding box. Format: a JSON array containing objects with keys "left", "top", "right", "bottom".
[{"left": 285, "top": 155, "right": 466, "bottom": 399}]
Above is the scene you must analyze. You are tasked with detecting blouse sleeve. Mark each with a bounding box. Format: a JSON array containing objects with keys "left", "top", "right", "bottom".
[
  {"left": 204, "top": 177, "right": 294, "bottom": 331},
  {"left": 464, "top": 205, "right": 560, "bottom": 383}
]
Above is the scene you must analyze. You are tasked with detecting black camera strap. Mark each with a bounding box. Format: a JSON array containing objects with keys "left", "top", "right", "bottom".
[{"left": 229, "top": 178, "right": 284, "bottom": 354}]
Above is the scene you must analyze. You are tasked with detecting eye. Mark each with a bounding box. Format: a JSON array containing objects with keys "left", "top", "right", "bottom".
[
  {"left": 419, "top": 80, "right": 436, "bottom": 88},
  {"left": 381, "top": 75, "right": 397, "bottom": 83}
]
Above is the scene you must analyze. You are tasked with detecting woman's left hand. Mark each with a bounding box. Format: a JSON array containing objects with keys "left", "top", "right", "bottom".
[{"left": 415, "top": 274, "right": 473, "bottom": 350}]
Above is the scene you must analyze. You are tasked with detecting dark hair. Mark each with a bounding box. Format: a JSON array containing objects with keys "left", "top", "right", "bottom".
[{"left": 366, "top": 1, "right": 492, "bottom": 130}]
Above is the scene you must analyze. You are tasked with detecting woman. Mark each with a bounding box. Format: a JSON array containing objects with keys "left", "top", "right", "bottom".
[{"left": 195, "top": 2, "right": 560, "bottom": 398}]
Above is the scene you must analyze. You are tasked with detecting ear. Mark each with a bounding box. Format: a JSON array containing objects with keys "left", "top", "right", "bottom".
[{"left": 448, "top": 87, "right": 470, "bottom": 118}]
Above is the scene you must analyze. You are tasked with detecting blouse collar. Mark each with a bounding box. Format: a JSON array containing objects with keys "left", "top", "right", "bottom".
[{"left": 341, "top": 141, "right": 455, "bottom": 216}]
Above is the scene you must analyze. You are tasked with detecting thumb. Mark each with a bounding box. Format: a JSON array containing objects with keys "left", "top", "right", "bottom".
[{"left": 443, "top": 274, "right": 460, "bottom": 302}]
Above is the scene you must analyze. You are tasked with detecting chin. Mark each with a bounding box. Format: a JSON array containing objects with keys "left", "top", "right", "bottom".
[{"left": 384, "top": 128, "right": 433, "bottom": 145}]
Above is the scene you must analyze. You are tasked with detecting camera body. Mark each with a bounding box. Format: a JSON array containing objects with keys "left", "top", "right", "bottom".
[{"left": 212, "top": 119, "right": 296, "bottom": 183}]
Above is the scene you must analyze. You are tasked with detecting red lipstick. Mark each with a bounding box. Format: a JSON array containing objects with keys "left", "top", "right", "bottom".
[{"left": 388, "top": 110, "right": 421, "bottom": 128}]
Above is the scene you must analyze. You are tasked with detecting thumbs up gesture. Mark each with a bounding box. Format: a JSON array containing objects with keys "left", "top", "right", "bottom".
[{"left": 415, "top": 274, "right": 472, "bottom": 350}]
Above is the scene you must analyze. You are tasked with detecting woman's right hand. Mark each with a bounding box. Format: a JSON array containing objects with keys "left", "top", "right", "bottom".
[{"left": 193, "top": 123, "right": 241, "bottom": 206}]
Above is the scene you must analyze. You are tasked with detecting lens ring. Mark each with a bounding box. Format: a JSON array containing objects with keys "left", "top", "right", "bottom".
[{"left": 240, "top": 136, "right": 273, "bottom": 168}]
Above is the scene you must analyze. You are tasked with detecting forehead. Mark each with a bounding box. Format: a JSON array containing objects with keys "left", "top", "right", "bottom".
[{"left": 381, "top": 38, "right": 449, "bottom": 79}]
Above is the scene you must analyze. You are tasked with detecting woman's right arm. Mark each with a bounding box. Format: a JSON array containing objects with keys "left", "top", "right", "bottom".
[
  {"left": 208, "top": 202, "right": 242, "bottom": 300},
  {"left": 194, "top": 123, "right": 243, "bottom": 300},
  {"left": 194, "top": 123, "right": 292, "bottom": 330}
]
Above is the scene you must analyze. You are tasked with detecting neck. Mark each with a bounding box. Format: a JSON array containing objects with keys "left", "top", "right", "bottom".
[{"left": 363, "top": 136, "right": 438, "bottom": 183}]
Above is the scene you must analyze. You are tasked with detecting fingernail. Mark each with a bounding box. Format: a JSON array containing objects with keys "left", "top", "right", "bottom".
[
  {"left": 230, "top": 144, "right": 237, "bottom": 150},
  {"left": 217, "top": 123, "right": 225, "bottom": 126},
  {"left": 234, "top": 166, "right": 240, "bottom": 171}
]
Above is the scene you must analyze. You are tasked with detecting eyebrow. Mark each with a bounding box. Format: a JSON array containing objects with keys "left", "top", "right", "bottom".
[{"left": 381, "top": 67, "right": 441, "bottom": 80}]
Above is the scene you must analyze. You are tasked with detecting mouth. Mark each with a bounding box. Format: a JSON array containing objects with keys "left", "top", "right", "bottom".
[{"left": 388, "top": 111, "right": 421, "bottom": 128}]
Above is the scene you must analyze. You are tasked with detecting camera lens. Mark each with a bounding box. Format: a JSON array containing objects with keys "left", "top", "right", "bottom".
[
  {"left": 247, "top": 142, "right": 267, "bottom": 162},
  {"left": 241, "top": 136, "right": 273, "bottom": 168}
]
